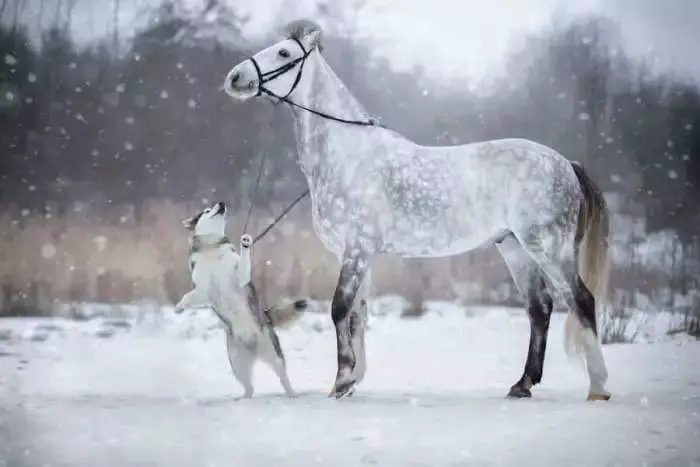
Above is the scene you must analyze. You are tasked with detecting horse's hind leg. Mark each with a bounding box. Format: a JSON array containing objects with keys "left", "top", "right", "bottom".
[
  {"left": 515, "top": 224, "right": 610, "bottom": 400},
  {"left": 496, "top": 235, "right": 554, "bottom": 398}
]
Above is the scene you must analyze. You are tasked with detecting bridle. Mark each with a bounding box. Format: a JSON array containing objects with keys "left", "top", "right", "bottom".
[
  {"left": 246, "top": 37, "right": 385, "bottom": 128},
  {"left": 236, "top": 36, "right": 386, "bottom": 247}
]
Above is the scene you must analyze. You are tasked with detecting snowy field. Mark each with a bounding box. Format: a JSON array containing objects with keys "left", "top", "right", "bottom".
[{"left": 1, "top": 300, "right": 699, "bottom": 467}]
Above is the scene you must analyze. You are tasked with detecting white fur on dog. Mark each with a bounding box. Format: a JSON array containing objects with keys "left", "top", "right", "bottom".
[{"left": 174, "top": 202, "right": 298, "bottom": 398}]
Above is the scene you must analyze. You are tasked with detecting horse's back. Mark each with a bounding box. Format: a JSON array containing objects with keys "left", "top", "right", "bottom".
[{"left": 460, "top": 138, "right": 581, "bottom": 230}]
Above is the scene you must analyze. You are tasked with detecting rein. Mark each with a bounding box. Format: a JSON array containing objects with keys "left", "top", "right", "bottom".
[
  {"left": 248, "top": 38, "right": 386, "bottom": 129},
  {"left": 241, "top": 149, "right": 310, "bottom": 247}
]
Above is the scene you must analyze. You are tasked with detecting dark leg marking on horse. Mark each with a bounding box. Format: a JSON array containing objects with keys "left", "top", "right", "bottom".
[
  {"left": 573, "top": 275, "right": 597, "bottom": 336},
  {"left": 330, "top": 249, "right": 368, "bottom": 398},
  {"left": 508, "top": 274, "right": 553, "bottom": 399}
]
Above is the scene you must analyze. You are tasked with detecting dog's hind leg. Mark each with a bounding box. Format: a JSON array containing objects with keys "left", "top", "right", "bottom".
[
  {"left": 225, "top": 329, "right": 255, "bottom": 398},
  {"left": 260, "top": 327, "right": 297, "bottom": 398}
]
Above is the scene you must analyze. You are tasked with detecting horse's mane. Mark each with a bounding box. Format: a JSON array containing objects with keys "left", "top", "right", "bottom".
[{"left": 284, "top": 19, "right": 323, "bottom": 52}]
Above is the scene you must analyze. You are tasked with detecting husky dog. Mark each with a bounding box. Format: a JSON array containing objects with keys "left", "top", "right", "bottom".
[{"left": 174, "top": 201, "right": 309, "bottom": 398}]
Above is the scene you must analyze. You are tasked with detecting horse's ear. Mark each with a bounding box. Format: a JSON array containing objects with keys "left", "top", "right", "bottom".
[
  {"left": 287, "top": 19, "right": 322, "bottom": 51},
  {"left": 307, "top": 29, "right": 322, "bottom": 50}
]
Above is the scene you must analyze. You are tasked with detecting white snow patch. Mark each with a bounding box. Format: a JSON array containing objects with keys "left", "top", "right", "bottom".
[{"left": 1, "top": 301, "right": 698, "bottom": 466}]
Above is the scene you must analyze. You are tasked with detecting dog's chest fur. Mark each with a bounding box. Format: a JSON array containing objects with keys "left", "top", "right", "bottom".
[{"left": 189, "top": 240, "right": 261, "bottom": 342}]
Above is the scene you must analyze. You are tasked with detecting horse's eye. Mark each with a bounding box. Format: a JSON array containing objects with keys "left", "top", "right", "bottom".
[{"left": 278, "top": 48, "right": 290, "bottom": 58}]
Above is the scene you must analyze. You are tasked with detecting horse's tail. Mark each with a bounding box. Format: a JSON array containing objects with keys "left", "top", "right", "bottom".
[{"left": 564, "top": 161, "right": 611, "bottom": 360}]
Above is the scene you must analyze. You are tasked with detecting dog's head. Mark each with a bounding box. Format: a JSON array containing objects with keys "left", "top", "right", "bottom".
[{"left": 183, "top": 201, "right": 227, "bottom": 236}]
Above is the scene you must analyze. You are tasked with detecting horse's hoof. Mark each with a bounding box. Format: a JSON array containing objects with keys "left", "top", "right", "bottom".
[
  {"left": 506, "top": 385, "right": 532, "bottom": 399},
  {"left": 328, "top": 380, "right": 357, "bottom": 399},
  {"left": 587, "top": 392, "right": 611, "bottom": 402}
]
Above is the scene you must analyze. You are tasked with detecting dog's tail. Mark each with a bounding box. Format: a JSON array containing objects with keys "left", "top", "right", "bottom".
[
  {"left": 565, "top": 161, "right": 611, "bottom": 362},
  {"left": 264, "top": 298, "right": 311, "bottom": 328}
]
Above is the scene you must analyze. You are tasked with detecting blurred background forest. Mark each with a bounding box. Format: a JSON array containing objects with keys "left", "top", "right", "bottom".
[{"left": 0, "top": 0, "right": 698, "bottom": 334}]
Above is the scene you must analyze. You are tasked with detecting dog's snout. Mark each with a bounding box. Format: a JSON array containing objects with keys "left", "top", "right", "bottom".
[{"left": 215, "top": 201, "right": 227, "bottom": 215}]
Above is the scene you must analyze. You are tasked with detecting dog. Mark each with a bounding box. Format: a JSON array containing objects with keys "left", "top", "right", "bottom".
[{"left": 174, "top": 201, "right": 309, "bottom": 398}]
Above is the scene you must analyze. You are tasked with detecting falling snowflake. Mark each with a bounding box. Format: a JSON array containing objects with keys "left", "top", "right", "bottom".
[
  {"left": 119, "top": 216, "right": 127, "bottom": 223},
  {"left": 134, "top": 54, "right": 142, "bottom": 62},
  {"left": 666, "top": 140, "right": 674, "bottom": 148},
  {"left": 668, "top": 170, "right": 679, "bottom": 180},
  {"left": 578, "top": 112, "right": 590, "bottom": 121},
  {"left": 41, "top": 244, "right": 57, "bottom": 259},
  {"left": 160, "top": 90, "right": 169, "bottom": 99},
  {"left": 21, "top": 209, "right": 30, "bottom": 217},
  {"left": 187, "top": 99, "right": 197, "bottom": 109},
  {"left": 69, "top": 62, "right": 77, "bottom": 69},
  {"left": 125, "top": 116, "right": 135, "bottom": 124},
  {"left": 556, "top": 92, "right": 566, "bottom": 100},
  {"left": 124, "top": 142, "right": 133, "bottom": 151},
  {"left": 28, "top": 185, "right": 36, "bottom": 192},
  {"left": 605, "top": 137, "right": 614, "bottom": 144},
  {"left": 611, "top": 174, "right": 621, "bottom": 183},
  {"left": 4, "top": 54, "right": 17, "bottom": 65},
  {"left": 116, "top": 83, "right": 126, "bottom": 93},
  {"left": 177, "top": 63, "right": 184, "bottom": 69},
  {"left": 27, "top": 73, "right": 37, "bottom": 83},
  {"left": 685, "top": 124, "right": 693, "bottom": 131},
  {"left": 5, "top": 91, "right": 15, "bottom": 102},
  {"left": 94, "top": 236, "right": 108, "bottom": 252}
]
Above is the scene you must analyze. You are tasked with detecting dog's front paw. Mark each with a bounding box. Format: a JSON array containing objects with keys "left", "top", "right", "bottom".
[{"left": 240, "top": 234, "right": 252, "bottom": 249}]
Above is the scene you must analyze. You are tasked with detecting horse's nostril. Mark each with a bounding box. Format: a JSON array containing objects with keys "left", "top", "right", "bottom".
[{"left": 230, "top": 72, "right": 240, "bottom": 85}]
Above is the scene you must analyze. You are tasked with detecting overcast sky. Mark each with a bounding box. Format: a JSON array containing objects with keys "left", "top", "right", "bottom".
[{"left": 7, "top": 0, "right": 700, "bottom": 84}]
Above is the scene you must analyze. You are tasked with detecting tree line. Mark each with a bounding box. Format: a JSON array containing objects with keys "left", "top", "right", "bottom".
[{"left": 1, "top": 1, "right": 699, "bottom": 285}]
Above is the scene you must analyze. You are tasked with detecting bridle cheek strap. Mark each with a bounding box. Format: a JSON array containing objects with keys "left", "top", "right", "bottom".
[{"left": 249, "top": 37, "right": 309, "bottom": 100}]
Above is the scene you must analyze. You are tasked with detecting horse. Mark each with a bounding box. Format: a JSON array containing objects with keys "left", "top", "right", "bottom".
[{"left": 222, "top": 19, "right": 612, "bottom": 402}]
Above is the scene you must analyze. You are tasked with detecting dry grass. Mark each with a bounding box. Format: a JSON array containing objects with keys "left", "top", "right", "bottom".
[
  {"left": 0, "top": 200, "right": 509, "bottom": 313},
  {"left": 0, "top": 200, "right": 676, "bottom": 316}
]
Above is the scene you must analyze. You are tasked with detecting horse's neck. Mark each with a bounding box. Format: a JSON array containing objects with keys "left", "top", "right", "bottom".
[{"left": 290, "top": 51, "right": 371, "bottom": 174}]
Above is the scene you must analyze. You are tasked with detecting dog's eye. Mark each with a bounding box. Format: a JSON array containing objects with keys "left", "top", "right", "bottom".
[{"left": 278, "top": 48, "right": 290, "bottom": 59}]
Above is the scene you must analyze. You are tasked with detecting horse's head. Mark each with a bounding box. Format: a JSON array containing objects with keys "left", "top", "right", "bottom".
[{"left": 223, "top": 19, "right": 322, "bottom": 102}]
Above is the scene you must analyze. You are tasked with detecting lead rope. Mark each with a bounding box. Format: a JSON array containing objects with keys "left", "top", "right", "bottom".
[
  {"left": 242, "top": 151, "right": 267, "bottom": 236},
  {"left": 241, "top": 151, "right": 310, "bottom": 246}
]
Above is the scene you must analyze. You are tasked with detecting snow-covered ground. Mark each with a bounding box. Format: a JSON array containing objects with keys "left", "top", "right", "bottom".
[{"left": 1, "top": 300, "right": 699, "bottom": 467}]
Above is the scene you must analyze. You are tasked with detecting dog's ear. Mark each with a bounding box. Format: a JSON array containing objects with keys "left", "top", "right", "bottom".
[
  {"left": 183, "top": 211, "right": 204, "bottom": 231},
  {"left": 182, "top": 217, "right": 195, "bottom": 231}
]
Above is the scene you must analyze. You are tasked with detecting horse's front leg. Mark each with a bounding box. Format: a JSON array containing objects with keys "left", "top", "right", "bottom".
[
  {"left": 349, "top": 269, "right": 371, "bottom": 385},
  {"left": 329, "top": 247, "right": 369, "bottom": 399}
]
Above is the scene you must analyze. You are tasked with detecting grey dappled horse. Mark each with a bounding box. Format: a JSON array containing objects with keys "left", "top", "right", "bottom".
[{"left": 223, "top": 19, "right": 612, "bottom": 402}]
